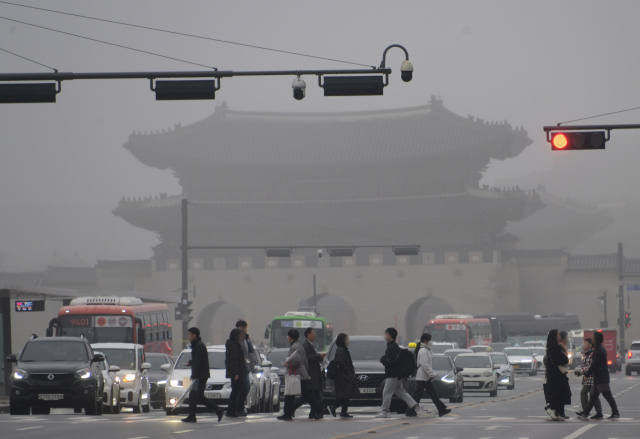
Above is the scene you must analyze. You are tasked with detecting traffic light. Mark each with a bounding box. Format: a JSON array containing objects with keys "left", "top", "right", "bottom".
[
  {"left": 183, "top": 301, "right": 194, "bottom": 323},
  {"left": 625, "top": 312, "right": 631, "bottom": 329},
  {"left": 551, "top": 132, "right": 607, "bottom": 150}
]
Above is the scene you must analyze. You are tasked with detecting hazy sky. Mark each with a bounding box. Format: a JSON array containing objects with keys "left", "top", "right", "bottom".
[{"left": 2, "top": 0, "right": 640, "bottom": 270}]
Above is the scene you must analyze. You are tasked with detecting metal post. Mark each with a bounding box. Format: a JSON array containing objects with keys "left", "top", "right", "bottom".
[
  {"left": 618, "top": 243, "right": 625, "bottom": 352},
  {"left": 313, "top": 274, "right": 317, "bottom": 314},
  {"left": 181, "top": 199, "right": 189, "bottom": 350}
]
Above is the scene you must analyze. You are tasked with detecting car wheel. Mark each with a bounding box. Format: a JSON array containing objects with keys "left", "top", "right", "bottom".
[
  {"left": 85, "top": 396, "right": 97, "bottom": 415},
  {"left": 507, "top": 382, "right": 515, "bottom": 390},
  {"left": 489, "top": 390, "right": 497, "bottom": 397},
  {"left": 132, "top": 392, "right": 142, "bottom": 413},
  {"left": 10, "top": 400, "right": 30, "bottom": 416},
  {"left": 626, "top": 367, "right": 632, "bottom": 376},
  {"left": 457, "top": 393, "right": 464, "bottom": 403},
  {"left": 31, "top": 407, "right": 50, "bottom": 415}
]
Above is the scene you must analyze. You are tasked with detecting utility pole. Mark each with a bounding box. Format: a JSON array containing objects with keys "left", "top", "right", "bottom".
[
  {"left": 181, "top": 198, "right": 189, "bottom": 350},
  {"left": 618, "top": 242, "right": 626, "bottom": 352}
]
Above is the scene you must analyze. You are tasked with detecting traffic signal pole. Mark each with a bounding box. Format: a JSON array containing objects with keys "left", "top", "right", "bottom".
[
  {"left": 181, "top": 198, "right": 189, "bottom": 350},
  {"left": 618, "top": 243, "right": 626, "bottom": 353}
]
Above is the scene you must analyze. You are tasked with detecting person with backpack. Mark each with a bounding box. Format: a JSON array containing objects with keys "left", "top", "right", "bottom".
[
  {"left": 578, "top": 331, "right": 620, "bottom": 420},
  {"left": 376, "top": 328, "right": 422, "bottom": 418},
  {"left": 412, "top": 333, "right": 451, "bottom": 417},
  {"left": 574, "top": 337, "right": 603, "bottom": 419},
  {"left": 326, "top": 333, "right": 359, "bottom": 418}
]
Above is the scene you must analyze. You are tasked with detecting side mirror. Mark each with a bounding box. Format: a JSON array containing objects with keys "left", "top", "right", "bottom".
[
  {"left": 6, "top": 354, "right": 17, "bottom": 363},
  {"left": 160, "top": 363, "right": 171, "bottom": 372},
  {"left": 261, "top": 360, "right": 273, "bottom": 367},
  {"left": 455, "top": 366, "right": 463, "bottom": 373},
  {"left": 270, "top": 367, "right": 280, "bottom": 373},
  {"left": 92, "top": 353, "right": 105, "bottom": 363},
  {"left": 108, "top": 365, "right": 120, "bottom": 373},
  {"left": 492, "top": 364, "right": 500, "bottom": 370},
  {"left": 141, "top": 362, "right": 151, "bottom": 370}
]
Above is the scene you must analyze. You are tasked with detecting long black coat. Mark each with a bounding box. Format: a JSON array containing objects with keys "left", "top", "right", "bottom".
[
  {"left": 303, "top": 339, "right": 323, "bottom": 391},
  {"left": 225, "top": 339, "right": 247, "bottom": 379},
  {"left": 545, "top": 344, "right": 571, "bottom": 405},
  {"left": 190, "top": 337, "right": 210, "bottom": 380},
  {"left": 585, "top": 345, "right": 610, "bottom": 385},
  {"left": 333, "top": 346, "right": 360, "bottom": 400}
]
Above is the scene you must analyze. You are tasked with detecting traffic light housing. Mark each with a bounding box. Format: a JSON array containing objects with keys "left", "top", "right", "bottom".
[
  {"left": 183, "top": 301, "right": 193, "bottom": 323},
  {"left": 551, "top": 132, "right": 607, "bottom": 150},
  {"left": 625, "top": 312, "right": 631, "bottom": 329}
]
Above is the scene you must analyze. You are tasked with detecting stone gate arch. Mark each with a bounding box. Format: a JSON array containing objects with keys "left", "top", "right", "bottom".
[
  {"left": 405, "top": 296, "right": 454, "bottom": 342},
  {"left": 196, "top": 301, "right": 245, "bottom": 345}
]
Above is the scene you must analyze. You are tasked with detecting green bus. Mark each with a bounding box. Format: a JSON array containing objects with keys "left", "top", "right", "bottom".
[{"left": 264, "top": 312, "right": 333, "bottom": 351}]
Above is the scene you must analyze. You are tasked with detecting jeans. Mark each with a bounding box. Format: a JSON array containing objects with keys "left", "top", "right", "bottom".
[
  {"left": 580, "top": 385, "right": 602, "bottom": 414},
  {"left": 584, "top": 384, "right": 618, "bottom": 415},
  {"left": 284, "top": 380, "right": 324, "bottom": 416},
  {"left": 236, "top": 375, "right": 251, "bottom": 412},
  {"left": 412, "top": 379, "right": 447, "bottom": 413},
  {"left": 188, "top": 378, "right": 221, "bottom": 417},
  {"left": 380, "top": 378, "right": 417, "bottom": 413},
  {"left": 226, "top": 378, "right": 244, "bottom": 415}
]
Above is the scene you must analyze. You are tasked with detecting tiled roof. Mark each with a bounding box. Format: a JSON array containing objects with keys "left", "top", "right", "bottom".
[
  {"left": 124, "top": 100, "right": 532, "bottom": 167},
  {"left": 567, "top": 253, "right": 640, "bottom": 272},
  {"left": 96, "top": 259, "right": 152, "bottom": 270},
  {"left": 0, "top": 271, "right": 46, "bottom": 286},
  {"left": 45, "top": 266, "right": 96, "bottom": 285}
]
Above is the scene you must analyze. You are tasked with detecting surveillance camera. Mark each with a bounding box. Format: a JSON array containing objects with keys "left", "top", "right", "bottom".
[
  {"left": 292, "top": 76, "right": 306, "bottom": 100},
  {"left": 400, "top": 60, "right": 413, "bottom": 82},
  {"left": 317, "top": 249, "right": 323, "bottom": 258}
]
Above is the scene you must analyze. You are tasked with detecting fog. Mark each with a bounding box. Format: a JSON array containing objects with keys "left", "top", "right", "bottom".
[{"left": 2, "top": 0, "right": 640, "bottom": 269}]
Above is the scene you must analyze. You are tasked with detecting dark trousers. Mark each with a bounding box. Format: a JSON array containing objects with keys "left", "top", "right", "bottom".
[
  {"left": 412, "top": 379, "right": 447, "bottom": 413},
  {"left": 236, "top": 375, "right": 251, "bottom": 413},
  {"left": 293, "top": 387, "right": 322, "bottom": 416},
  {"left": 226, "top": 378, "right": 245, "bottom": 415},
  {"left": 584, "top": 385, "right": 618, "bottom": 415},
  {"left": 188, "top": 378, "right": 221, "bottom": 417},
  {"left": 333, "top": 398, "right": 349, "bottom": 414},
  {"left": 580, "top": 385, "right": 602, "bottom": 414},
  {"left": 284, "top": 381, "right": 323, "bottom": 416}
]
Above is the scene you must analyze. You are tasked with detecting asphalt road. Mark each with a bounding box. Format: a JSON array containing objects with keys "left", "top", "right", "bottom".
[{"left": 2, "top": 374, "right": 639, "bottom": 439}]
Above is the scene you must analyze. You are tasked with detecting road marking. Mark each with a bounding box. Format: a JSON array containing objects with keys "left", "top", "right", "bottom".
[
  {"left": 561, "top": 424, "right": 596, "bottom": 439},
  {"left": 173, "top": 430, "right": 193, "bottom": 434},
  {"left": 16, "top": 426, "right": 43, "bottom": 431},
  {"left": 485, "top": 425, "right": 508, "bottom": 430},
  {"left": 127, "top": 437, "right": 149, "bottom": 439}
]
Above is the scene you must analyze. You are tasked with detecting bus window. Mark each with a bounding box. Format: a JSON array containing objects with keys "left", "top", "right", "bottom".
[
  {"left": 151, "top": 313, "right": 159, "bottom": 341},
  {"left": 159, "top": 313, "right": 166, "bottom": 340},
  {"left": 143, "top": 314, "right": 151, "bottom": 338}
]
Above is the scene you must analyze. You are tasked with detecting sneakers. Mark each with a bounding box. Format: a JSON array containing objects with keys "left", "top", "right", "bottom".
[
  {"left": 375, "top": 412, "right": 389, "bottom": 418},
  {"left": 577, "top": 412, "right": 589, "bottom": 420},
  {"left": 439, "top": 408, "right": 452, "bottom": 417},
  {"left": 328, "top": 406, "right": 337, "bottom": 417},
  {"left": 215, "top": 408, "right": 224, "bottom": 422},
  {"left": 277, "top": 414, "right": 293, "bottom": 421},
  {"left": 545, "top": 407, "right": 557, "bottom": 420},
  {"left": 339, "top": 413, "right": 353, "bottom": 418},
  {"left": 608, "top": 412, "right": 620, "bottom": 420},
  {"left": 181, "top": 416, "right": 196, "bottom": 423},
  {"left": 575, "top": 411, "right": 584, "bottom": 417},
  {"left": 590, "top": 412, "right": 603, "bottom": 420}
]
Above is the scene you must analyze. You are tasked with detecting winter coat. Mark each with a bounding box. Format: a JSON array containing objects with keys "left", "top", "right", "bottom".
[
  {"left": 585, "top": 345, "right": 610, "bottom": 385},
  {"left": 415, "top": 343, "right": 437, "bottom": 381},
  {"left": 285, "top": 340, "right": 310, "bottom": 380},
  {"left": 579, "top": 349, "right": 596, "bottom": 386},
  {"left": 302, "top": 339, "right": 323, "bottom": 390},
  {"left": 225, "top": 338, "right": 247, "bottom": 379},
  {"left": 545, "top": 344, "right": 571, "bottom": 405},
  {"left": 333, "top": 346, "right": 360, "bottom": 400},
  {"left": 240, "top": 334, "right": 256, "bottom": 372},
  {"left": 380, "top": 340, "right": 403, "bottom": 379},
  {"left": 190, "top": 337, "right": 210, "bottom": 380}
]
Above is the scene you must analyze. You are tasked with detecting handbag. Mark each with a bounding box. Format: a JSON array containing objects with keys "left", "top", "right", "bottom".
[{"left": 284, "top": 364, "right": 302, "bottom": 396}]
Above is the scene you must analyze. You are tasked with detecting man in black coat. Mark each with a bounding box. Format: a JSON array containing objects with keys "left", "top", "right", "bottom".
[
  {"left": 580, "top": 332, "right": 620, "bottom": 419},
  {"left": 182, "top": 327, "right": 224, "bottom": 423},
  {"left": 293, "top": 327, "right": 326, "bottom": 418}
]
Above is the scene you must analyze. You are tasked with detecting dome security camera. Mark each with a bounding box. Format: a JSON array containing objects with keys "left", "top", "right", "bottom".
[
  {"left": 292, "top": 75, "right": 306, "bottom": 100},
  {"left": 400, "top": 60, "right": 413, "bottom": 82},
  {"left": 317, "top": 249, "right": 323, "bottom": 258}
]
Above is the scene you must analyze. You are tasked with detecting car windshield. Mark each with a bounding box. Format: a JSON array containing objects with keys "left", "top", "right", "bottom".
[
  {"left": 530, "top": 348, "right": 546, "bottom": 356},
  {"left": 431, "top": 344, "right": 454, "bottom": 354},
  {"left": 432, "top": 357, "right": 453, "bottom": 371},
  {"left": 470, "top": 346, "right": 492, "bottom": 353},
  {"left": 504, "top": 349, "right": 532, "bottom": 357},
  {"left": 455, "top": 356, "right": 492, "bottom": 368},
  {"left": 444, "top": 350, "right": 470, "bottom": 361},
  {"left": 630, "top": 343, "right": 640, "bottom": 351},
  {"left": 21, "top": 341, "right": 89, "bottom": 362},
  {"left": 267, "top": 350, "right": 289, "bottom": 367},
  {"left": 99, "top": 349, "right": 136, "bottom": 369},
  {"left": 175, "top": 352, "right": 226, "bottom": 369},
  {"left": 489, "top": 354, "right": 508, "bottom": 365},
  {"left": 146, "top": 355, "right": 169, "bottom": 371},
  {"left": 347, "top": 340, "right": 388, "bottom": 360}
]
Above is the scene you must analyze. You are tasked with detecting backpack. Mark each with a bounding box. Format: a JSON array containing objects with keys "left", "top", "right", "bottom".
[
  {"left": 326, "top": 360, "right": 338, "bottom": 380},
  {"left": 399, "top": 348, "right": 417, "bottom": 378}
]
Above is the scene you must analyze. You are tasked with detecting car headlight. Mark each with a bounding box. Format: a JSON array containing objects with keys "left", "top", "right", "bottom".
[
  {"left": 440, "top": 373, "right": 455, "bottom": 383},
  {"left": 483, "top": 371, "right": 493, "bottom": 377},
  {"left": 169, "top": 379, "right": 183, "bottom": 387},
  {"left": 75, "top": 368, "right": 91, "bottom": 379},
  {"left": 13, "top": 369, "right": 29, "bottom": 380},
  {"left": 157, "top": 380, "right": 167, "bottom": 385},
  {"left": 123, "top": 373, "right": 137, "bottom": 382},
  {"left": 115, "top": 376, "right": 120, "bottom": 383},
  {"left": 255, "top": 372, "right": 262, "bottom": 378}
]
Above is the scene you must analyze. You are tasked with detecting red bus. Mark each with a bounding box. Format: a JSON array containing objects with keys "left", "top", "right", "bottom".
[
  {"left": 49, "top": 296, "right": 172, "bottom": 354},
  {"left": 424, "top": 315, "right": 492, "bottom": 348}
]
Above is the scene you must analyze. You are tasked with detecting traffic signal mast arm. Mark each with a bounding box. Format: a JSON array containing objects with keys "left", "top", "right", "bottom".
[{"left": 544, "top": 124, "right": 640, "bottom": 150}]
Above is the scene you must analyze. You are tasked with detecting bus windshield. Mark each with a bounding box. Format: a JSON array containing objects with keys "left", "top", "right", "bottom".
[
  {"left": 428, "top": 324, "right": 468, "bottom": 348},
  {"left": 58, "top": 315, "right": 134, "bottom": 344},
  {"left": 271, "top": 319, "right": 325, "bottom": 349}
]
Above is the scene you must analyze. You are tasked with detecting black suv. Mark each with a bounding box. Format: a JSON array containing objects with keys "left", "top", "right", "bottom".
[{"left": 6, "top": 336, "right": 105, "bottom": 415}]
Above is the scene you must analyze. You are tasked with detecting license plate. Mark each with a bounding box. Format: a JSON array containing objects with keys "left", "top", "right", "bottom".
[
  {"left": 513, "top": 365, "right": 520, "bottom": 368},
  {"left": 39, "top": 394, "right": 63, "bottom": 400},
  {"left": 360, "top": 388, "right": 376, "bottom": 393},
  {"left": 464, "top": 382, "right": 480, "bottom": 387},
  {"left": 205, "top": 393, "right": 221, "bottom": 399}
]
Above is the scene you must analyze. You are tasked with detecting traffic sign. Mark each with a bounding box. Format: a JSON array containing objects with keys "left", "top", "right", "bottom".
[{"left": 627, "top": 284, "right": 640, "bottom": 292}]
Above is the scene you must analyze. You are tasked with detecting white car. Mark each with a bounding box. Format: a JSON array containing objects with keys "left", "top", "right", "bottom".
[
  {"left": 522, "top": 341, "right": 546, "bottom": 348},
  {"left": 164, "top": 346, "right": 261, "bottom": 416},
  {"left": 94, "top": 351, "right": 121, "bottom": 414},
  {"left": 626, "top": 340, "right": 640, "bottom": 376},
  {"left": 488, "top": 352, "right": 515, "bottom": 390},
  {"left": 91, "top": 343, "right": 151, "bottom": 413},
  {"left": 503, "top": 347, "right": 538, "bottom": 376},
  {"left": 454, "top": 353, "right": 499, "bottom": 397},
  {"left": 430, "top": 342, "right": 460, "bottom": 354}
]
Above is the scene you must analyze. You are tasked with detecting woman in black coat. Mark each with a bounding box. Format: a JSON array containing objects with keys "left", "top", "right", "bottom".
[
  {"left": 329, "top": 333, "right": 360, "bottom": 418},
  {"left": 225, "top": 328, "right": 246, "bottom": 417},
  {"left": 544, "top": 329, "right": 571, "bottom": 420}
]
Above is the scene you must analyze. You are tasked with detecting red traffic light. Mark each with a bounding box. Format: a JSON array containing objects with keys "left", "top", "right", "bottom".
[
  {"left": 552, "top": 133, "right": 568, "bottom": 149},
  {"left": 550, "top": 131, "right": 606, "bottom": 150}
]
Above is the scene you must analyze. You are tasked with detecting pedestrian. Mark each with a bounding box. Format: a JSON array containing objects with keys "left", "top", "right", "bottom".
[
  {"left": 278, "top": 329, "right": 325, "bottom": 421},
  {"left": 235, "top": 320, "right": 255, "bottom": 416},
  {"left": 328, "top": 333, "right": 360, "bottom": 418},
  {"left": 578, "top": 331, "right": 620, "bottom": 420},
  {"left": 574, "top": 337, "right": 603, "bottom": 419},
  {"left": 225, "top": 328, "right": 246, "bottom": 418},
  {"left": 412, "top": 333, "right": 451, "bottom": 417},
  {"left": 543, "top": 329, "right": 571, "bottom": 421},
  {"left": 292, "top": 327, "right": 327, "bottom": 418},
  {"left": 376, "top": 328, "right": 422, "bottom": 418},
  {"left": 181, "top": 327, "right": 224, "bottom": 423}
]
